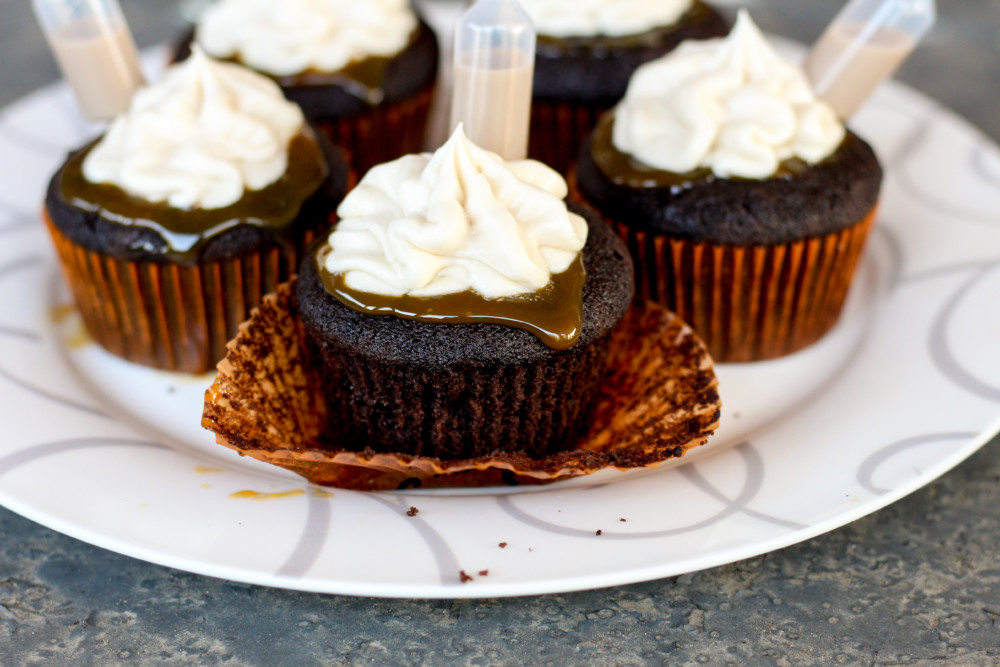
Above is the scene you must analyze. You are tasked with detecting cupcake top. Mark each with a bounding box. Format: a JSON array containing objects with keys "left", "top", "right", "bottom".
[
  {"left": 52, "top": 49, "right": 340, "bottom": 261},
  {"left": 612, "top": 10, "right": 844, "bottom": 179},
  {"left": 83, "top": 48, "right": 309, "bottom": 211},
  {"left": 323, "top": 125, "right": 587, "bottom": 300},
  {"left": 194, "top": 0, "right": 418, "bottom": 77},
  {"left": 316, "top": 125, "right": 590, "bottom": 349},
  {"left": 519, "top": 0, "right": 694, "bottom": 38}
]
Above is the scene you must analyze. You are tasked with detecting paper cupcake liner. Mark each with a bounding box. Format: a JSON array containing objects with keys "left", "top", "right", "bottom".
[
  {"left": 316, "top": 84, "right": 435, "bottom": 177},
  {"left": 44, "top": 209, "right": 321, "bottom": 373},
  {"left": 576, "top": 198, "right": 878, "bottom": 362},
  {"left": 203, "top": 281, "right": 721, "bottom": 491},
  {"left": 529, "top": 100, "right": 609, "bottom": 176}
]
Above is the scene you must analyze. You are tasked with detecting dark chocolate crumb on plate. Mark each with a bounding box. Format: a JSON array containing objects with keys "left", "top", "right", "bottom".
[
  {"left": 406, "top": 506, "right": 419, "bottom": 517},
  {"left": 478, "top": 570, "right": 489, "bottom": 577},
  {"left": 459, "top": 570, "right": 474, "bottom": 583},
  {"left": 596, "top": 529, "right": 603, "bottom": 536},
  {"left": 498, "top": 542, "right": 508, "bottom": 549},
  {"left": 620, "top": 518, "right": 627, "bottom": 522}
]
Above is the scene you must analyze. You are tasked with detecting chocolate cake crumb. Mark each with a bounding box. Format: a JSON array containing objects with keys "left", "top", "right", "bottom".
[
  {"left": 478, "top": 570, "right": 489, "bottom": 577},
  {"left": 459, "top": 570, "right": 474, "bottom": 584},
  {"left": 619, "top": 518, "right": 627, "bottom": 523},
  {"left": 596, "top": 529, "right": 603, "bottom": 536},
  {"left": 498, "top": 542, "right": 508, "bottom": 549},
  {"left": 406, "top": 506, "right": 419, "bottom": 517}
]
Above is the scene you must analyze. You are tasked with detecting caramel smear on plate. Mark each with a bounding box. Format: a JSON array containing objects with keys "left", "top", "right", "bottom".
[{"left": 229, "top": 489, "right": 306, "bottom": 501}]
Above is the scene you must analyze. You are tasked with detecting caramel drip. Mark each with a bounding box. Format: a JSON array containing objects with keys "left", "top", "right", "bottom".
[
  {"left": 317, "top": 248, "right": 587, "bottom": 350},
  {"left": 536, "top": 1, "right": 718, "bottom": 52},
  {"left": 590, "top": 113, "right": 821, "bottom": 190},
  {"left": 225, "top": 28, "right": 421, "bottom": 106},
  {"left": 272, "top": 54, "right": 395, "bottom": 106},
  {"left": 60, "top": 131, "right": 328, "bottom": 260}
]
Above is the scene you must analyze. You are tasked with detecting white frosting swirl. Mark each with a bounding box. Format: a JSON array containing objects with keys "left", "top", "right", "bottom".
[
  {"left": 324, "top": 125, "right": 588, "bottom": 299},
  {"left": 612, "top": 11, "right": 846, "bottom": 179},
  {"left": 83, "top": 49, "right": 305, "bottom": 210},
  {"left": 518, "top": 0, "right": 693, "bottom": 38},
  {"left": 195, "top": 0, "right": 418, "bottom": 77}
]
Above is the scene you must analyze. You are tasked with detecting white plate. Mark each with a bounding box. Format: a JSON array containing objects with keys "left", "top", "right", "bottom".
[{"left": 2, "top": 41, "right": 1000, "bottom": 597}]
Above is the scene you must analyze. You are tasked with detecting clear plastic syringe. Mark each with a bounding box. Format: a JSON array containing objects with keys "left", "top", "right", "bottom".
[
  {"left": 449, "top": 0, "right": 536, "bottom": 160},
  {"left": 804, "top": 0, "right": 936, "bottom": 119},
  {"left": 31, "top": 0, "right": 145, "bottom": 122}
]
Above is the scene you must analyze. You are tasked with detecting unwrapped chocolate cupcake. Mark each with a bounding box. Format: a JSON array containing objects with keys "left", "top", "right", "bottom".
[
  {"left": 521, "top": 0, "right": 728, "bottom": 174},
  {"left": 44, "top": 50, "right": 349, "bottom": 372},
  {"left": 176, "top": 0, "right": 439, "bottom": 176},
  {"left": 204, "top": 126, "right": 723, "bottom": 490},
  {"left": 572, "top": 11, "right": 883, "bottom": 361},
  {"left": 298, "top": 124, "right": 634, "bottom": 459}
]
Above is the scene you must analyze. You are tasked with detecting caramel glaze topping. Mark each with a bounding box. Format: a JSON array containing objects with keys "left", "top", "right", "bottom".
[
  {"left": 590, "top": 112, "right": 818, "bottom": 190},
  {"left": 536, "top": 1, "right": 719, "bottom": 53},
  {"left": 60, "top": 131, "right": 328, "bottom": 260},
  {"left": 317, "top": 246, "right": 588, "bottom": 351},
  {"left": 221, "top": 28, "right": 420, "bottom": 106}
]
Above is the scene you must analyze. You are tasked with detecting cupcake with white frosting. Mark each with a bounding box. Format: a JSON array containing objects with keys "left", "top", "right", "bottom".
[
  {"left": 295, "top": 125, "right": 634, "bottom": 459},
  {"left": 176, "top": 0, "right": 439, "bottom": 175},
  {"left": 573, "top": 12, "right": 883, "bottom": 361},
  {"left": 43, "top": 51, "right": 349, "bottom": 372},
  {"left": 519, "top": 0, "right": 728, "bottom": 174}
]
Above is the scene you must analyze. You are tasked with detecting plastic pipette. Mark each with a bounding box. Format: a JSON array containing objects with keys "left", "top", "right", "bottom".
[
  {"left": 805, "top": 0, "right": 936, "bottom": 119},
  {"left": 31, "top": 0, "right": 145, "bottom": 122},
  {"left": 449, "top": 0, "right": 536, "bottom": 160}
]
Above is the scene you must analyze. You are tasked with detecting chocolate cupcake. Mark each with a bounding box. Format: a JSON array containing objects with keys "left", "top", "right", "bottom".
[
  {"left": 44, "top": 51, "right": 349, "bottom": 373},
  {"left": 177, "top": 0, "right": 438, "bottom": 176},
  {"left": 521, "top": 0, "right": 728, "bottom": 174},
  {"left": 573, "top": 12, "right": 883, "bottom": 361},
  {"left": 296, "top": 126, "right": 634, "bottom": 459}
]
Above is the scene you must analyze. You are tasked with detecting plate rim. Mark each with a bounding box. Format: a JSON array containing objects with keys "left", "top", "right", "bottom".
[{"left": 0, "top": 68, "right": 998, "bottom": 599}]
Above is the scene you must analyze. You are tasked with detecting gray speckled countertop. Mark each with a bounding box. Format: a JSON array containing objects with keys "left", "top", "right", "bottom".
[{"left": 1, "top": 1, "right": 999, "bottom": 663}]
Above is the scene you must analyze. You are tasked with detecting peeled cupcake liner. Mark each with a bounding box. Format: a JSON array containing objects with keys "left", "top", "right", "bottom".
[
  {"left": 44, "top": 209, "right": 325, "bottom": 374},
  {"left": 529, "top": 100, "right": 609, "bottom": 176},
  {"left": 202, "top": 280, "right": 722, "bottom": 491},
  {"left": 316, "top": 83, "right": 435, "bottom": 177},
  {"left": 567, "top": 182, "right": 878, "bottom": 361}
]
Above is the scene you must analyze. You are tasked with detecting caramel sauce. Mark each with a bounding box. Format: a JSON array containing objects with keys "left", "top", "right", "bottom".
[
  {"left": 49, "top": 303, "right": 77, "bottom": 325},
  {"left": 317, "top": 247, "right": 588, "bottom": 351},
  {"left": 64, "top": 320, "right": 93, "bottom": 350},
  {"left": 537, "top": 1, "right": 718, "bottom": 52},
  {"left": 271, "top": 54, "right": 395, "bottom": 106},
  {"left": 50, "top": 303, "right": 92, "bottom": 349},
  {"left": 224, "top": 28, "right": 421, "bottom": 106},
  {"left": 229, "top": 489, "right": 306, "bottom": 501},
  {"left": 590, "top": 113, "right": 814, "bottom": 190},
  {"left": 59, "top": 131, "right": 328, "bottom": 259}
]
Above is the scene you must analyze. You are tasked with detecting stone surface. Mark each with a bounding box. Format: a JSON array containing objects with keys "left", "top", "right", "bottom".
[{"left": 1, "top": 0, "right": 999, "bottom": 663}]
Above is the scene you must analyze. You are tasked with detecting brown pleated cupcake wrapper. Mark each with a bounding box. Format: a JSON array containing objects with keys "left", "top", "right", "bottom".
[
  {"left": 44, "top": 209, "right": 321, "bottom": 374},
  {"left": 316, "top": 84, "right": 435, "bottom": 177},
  {"left": 529, "top": 99, "right": 610, "bottom": 176},
  {"left": 202, "top": 280, "right": 721, "bottom": 491},
  {"left": 572, "top": 195, "right": 878, "bottom": 362}
]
